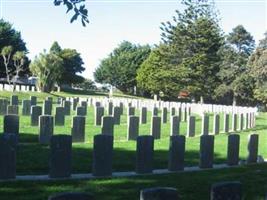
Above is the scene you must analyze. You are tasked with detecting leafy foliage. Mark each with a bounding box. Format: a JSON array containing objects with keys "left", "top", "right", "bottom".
[
  {"left": 30, "top": 51, "right": 64, "bottom": 93},
  {"left": 0, "top": 19, "right": 28, "bottom": 78},
  {"left": 94, "top": 41, "right": 151, "bottom": 94},
  {"left": 50, "top": 41, "right": 85, "bottom": 85},
  {"left": 73, "top": 78, "right": 96, "bottom": 91},
  {"left": 54, "top": 0, "right": 89, "bottom": 27}
]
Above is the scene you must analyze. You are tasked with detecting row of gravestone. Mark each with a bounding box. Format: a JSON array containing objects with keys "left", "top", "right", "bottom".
[
  {"left": 47, "top": 181, "right": 245, "bottom": 200},
  {"left": 0, "top": 132, "right": 260, "bottom": 179},
  {"left": 1, "top": 110, "right": 256, "bottom": 145}
]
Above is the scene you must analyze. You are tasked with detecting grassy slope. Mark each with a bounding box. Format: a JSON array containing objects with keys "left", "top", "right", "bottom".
[{"left": 0, "top": 91, "right": 266, "bottom": 199}]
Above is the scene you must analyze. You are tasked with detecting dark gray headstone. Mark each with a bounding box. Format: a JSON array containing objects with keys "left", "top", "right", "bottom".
[
  {"left": 128, "top": 106, "right": 135, "bottom": 116},
  {"left": 76, "top": 106, "right": 87, "bottom": 116},
  {"left": 10, "top": 95, "right": 18, "bottom": 106},
  {"left": 199, "top": 135, "right": 214, "bottom": 169},
  {"left": 0, "top": 136, "right": 16, "bottom": 179},
  {"left": 210, "top": 181, "right": 242, "bottom": 200},
  {"left": 151, "top": 116, "right": 161, "bottom": 139},
  {"left": 30, "top": 96, "right": 37, "bottom": 106},
  {"left": 48, "top": 192, "right": 94, "bottom": 200},
  {"left": 161, "top": 107, "right": 168, "bottom": 124},
  {"left": 232, "top": 113, "right": 237, "bottom": 131},
  {"left": 170, "top": 107, "right": 176, "bottom": 116},
  {"left": 152, "top": 107, "right": 158, "bottom": 116},
  {"left": 72, "top": 98, "right": 79, "bottom": 111},
  {"left": 22, "top": 100, "right": 31, "bottom": 116},
  {"left": 95, "top": 106, "right": 104, "bottom": 126},
  {"left": 0, "top": 99, "right": 8, "bottom": 115},
  {"left": 55, "top": 107, "right": 65, "bottom": 126},
  {"left": 127, "top": 116, "right": 139, "bottom": 140},
  {"left": 71, "top": 116, "right": 86, "bottom": 143},
  {"left": 81, "top": 101, "right": 88, "bottom": 108},
  {"left": 7, "top": 105, "right": 19, "bottom": 115},
  {"left": 247, "top": 134, "right": 258, "bottom": 164},
  {"left": 43, "top": 100, "right": 52, "bottom": 115},
  {"left": 49, "top": 135, "right": 72, "bottom": 178},
  {"left": 140, "top": 107, "right": 147, "bottom": 124},
  {"left": 201, "top": 114, "right": 209, "bottom": 135},
  {"left": 187, "top": 116, "right": 195, "bottom": 137},
  {"left": 31, "top": 106, "right": 42, "bottom": 126},
  {"left": 92, "top": 134, "right": 113, "bottom": 176},
  {"left": 213, "top": 114, "right": 220, "bottom": 135},
  {"left": 4, "top": 115, "right": 19, "bottom": 135},
  {"left": 119, "top": 102, "right": 124, "bottom": 115},
  {"left": 227, "top": 134, "right": 240, "bottom": 166},
  {"left": 170, "top": 116, "right": 180, "bottom": 136},
  {"left": 168, "top": 135, "right": 185, "bottom": 171},
  {"left": 239, "top": 113, "right": 244, "bottom": 131},
  {"left": 107, "top": 102, "right": 113, "bottom": 115},
  {"left": 39, "top": 115, "right": 54, "bottom": 144},
  {"left": 113, "top": 106, "right": 121, "bottom": 125},
  {"left": 63, "top": 101, "right": 71, "bottom": 116},
  {"left": 223, "top": 113, "right": 229, "bottom": 133},
  {"left": 182, "top": 107, "right": 187, "bottom": 122},
  {"left": 101, "top": 116, "right": 114, "bottom": 136},
  {"left": 140, "top": 187, "right": 179, "bottom": 200},
  {"left": 177, "top": 107, "right": 182, "bottom": 121},
  {"left": 136, "top": 135, "right": 154, "bottom": 174}
]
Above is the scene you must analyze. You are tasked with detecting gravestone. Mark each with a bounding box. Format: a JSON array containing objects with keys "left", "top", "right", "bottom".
[
  {"left": 76, "top": 106, "right": 87, "bottom": 116},
  {"left": 0, "top": 99, "right": 8, "bottom": 115},
  {"left": 95, "top": 101, "right": 101, "bottom": 107},
  {"left": 72, "top": 98, "right": 79, "bottom": 111},
  {"left": 199, "top": 135, "right": 214, "bottom": 168},
  {"left": 107, "top": 102, "right": 113, "bottom": 115},
  {"left": 161, "top": 107, "right": 168, "bottom": 124},
  {"left": 187, "top": 116, "right": 195, "bottom": 137},
  {"left": 232, "top": 113, "right": 237, "bottom": 131},
  {"left": 55, "top": 107, "right": 65, "bottom": 126},
  {"left": 48, "top": 192, "right": 94, "bottom": 200},
  {"left": 81, "top": 101, "right": 88, "bottom": 108},
  {"left": 0, "top": 136, "right": 16, "bottom": 179},
  {"left": 7, "top": 105, "right": 18, "bottom": 115},
  {"left": 227, "top": 134, "right": 240, "bottom": 166},
  {"left": 170, "top": 107, "right": 176, "bottom": 116},
  {"left": 245, "top": 113, "right": 249, "bottom": 129},
  {"left": 201, "top": 114, "right": 209, "bottom": 135},
  {"left": 30, "top": 96, "right": 37, "bottom": 106},
  {"left": 10, "top": 95, "right": 18, "bottom": 106},
  {"left": 22, "top": 100, "right": 31, "bottom": 116},
  {"left": 113, "top": 106, "right": 121, "bottom": 125},
  {"left": 210, "top": 181, "right": 242, "bottom": 200},
  {"left": 140, "top": 107, "right": 147, "bottom": 124},
  {"left": 247, "top": 134, "right": 258, "bottom": 164},
  {"left": 71, "top": 116, "right": 86, "bottom": 142},
  {"left": 4, "top": 115, "right": 19, "bottom": 135},
  {"left": 177, "top": 107, "right": 182, "bottom": 121},
  {"left": 151, "top": 116, "right": 161, "bottom": 139},
  {"left": 223, "top": 113, "right": 229, "bottom": 133},
  {"left": 49, "top": 135, "right": 72, "bottom": 178},
  {"left": 182, "top": 107, "right": 187, "bottom": 122},
  {"left": 39, "top": 115, "right": 54, "bottom": 144},
  {"left": 63, "top": 100, "right": 71, "bottom": 115},
  {"left": 95, "top": 106, "right": 104, "bottom": 126},
  {"left": 136, "top": 135, "right": 154, "bottom": 174},
  {"left": 43, "top": 100, "right": 52, "bottom": 115},
  {"left": 92, "top": 134, "right": 113, "bottom": 176},
  {"left": 239, "top": 113, "right": 244, "bottom": 131},
  {"left": 31, "top": 106, "right": 42, "bottom": 126},
  {"left": 127, "top": 116, "right": 139, "bottom": 140},
  {"left": 152, "top": 107, "right": 158, "bottom": 116},
  {"left": 170, "top": 116, "right": 180, "bottom": 136},
  {"left": 101, "top": 116, "right": 114, "bottom": 136},
  {"left": 46, "top": 97, "right": 53, "bottom": 102},
  {"left": 128, "top": 107, "right": 135, "bottom": 116},
  {"left": 168, "top": 135, "right": 185, "bottom": 171},
  {"left": 213, "top": 114, "right": 220, "bottom": 135},
  {"left": 119, "top": 102, "right": 124, "bottom": 115},
  {"left": 140, "top": 187, "right": 180, "bottom": 200}
]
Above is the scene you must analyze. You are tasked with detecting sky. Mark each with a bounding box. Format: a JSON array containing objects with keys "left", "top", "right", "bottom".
[{"left": 1, "top": 0, "right": 266, "bottom": 80}]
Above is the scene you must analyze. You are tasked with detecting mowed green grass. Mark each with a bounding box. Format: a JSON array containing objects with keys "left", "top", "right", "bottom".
[{"left": 0, "top": 92, "right": 266, "bottom": 200}]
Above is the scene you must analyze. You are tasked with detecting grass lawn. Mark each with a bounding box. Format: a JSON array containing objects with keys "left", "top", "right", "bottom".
[{"left": 0, "top": 91, "right": 265, "bottom": 199}]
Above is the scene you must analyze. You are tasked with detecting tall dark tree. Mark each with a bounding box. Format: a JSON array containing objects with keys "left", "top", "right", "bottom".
[
  {"left": 215, "top": 25, "right": 255, "bottom": 105},
  {"left": 0, "top": 19, "right": 28, "bottom": 78},
  {"left": 94, "top": 41, "right": 151, "bottom": 94},
  {"left": 138, "top": 0, "right": 223, "bottom": 101},
  {"left": 50, "top": 41, "right": 85, "bottom": 86}
]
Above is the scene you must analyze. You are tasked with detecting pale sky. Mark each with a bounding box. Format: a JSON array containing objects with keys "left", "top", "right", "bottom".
[{"left": 1, "top": 0, "right": 267, "bottom": 80}]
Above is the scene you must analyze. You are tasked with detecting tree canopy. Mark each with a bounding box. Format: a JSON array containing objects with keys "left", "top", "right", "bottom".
[{"left": 94, "top": 41, "right": 151, "bottom": 94}]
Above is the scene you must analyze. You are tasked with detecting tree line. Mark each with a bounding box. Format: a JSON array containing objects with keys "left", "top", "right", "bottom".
[{"left": 94, "top": 0, "right": 267, "bottom": 107}]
